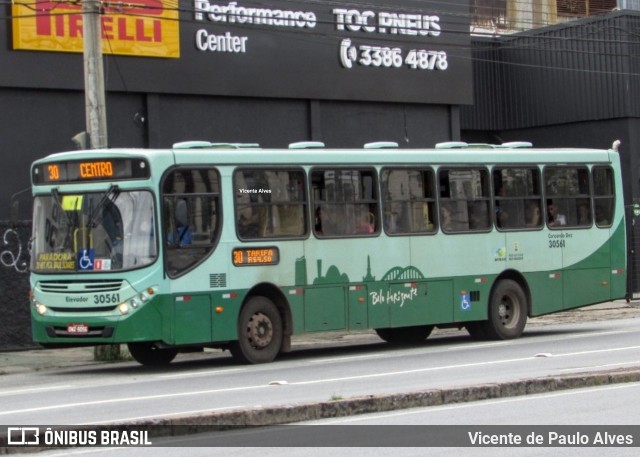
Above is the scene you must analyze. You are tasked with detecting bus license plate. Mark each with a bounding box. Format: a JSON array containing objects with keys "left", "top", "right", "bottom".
[{"left": 67, "top": 323, "right": 89, "bottom": 334}]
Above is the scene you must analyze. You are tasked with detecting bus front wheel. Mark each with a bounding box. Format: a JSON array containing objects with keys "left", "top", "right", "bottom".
[
  {"left": 127, "top": 343, "right": 178, "bottom": 366},
  {"left": 480, "top": 279, "right": 528, "bottom": 340},
  {"left": 230, "top": 296, "right": 283, "bottom": 364}
]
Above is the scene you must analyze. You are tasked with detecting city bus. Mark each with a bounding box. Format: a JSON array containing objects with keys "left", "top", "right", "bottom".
[{"left": 28, "top": 140, "right": 626, "bottom": 365}]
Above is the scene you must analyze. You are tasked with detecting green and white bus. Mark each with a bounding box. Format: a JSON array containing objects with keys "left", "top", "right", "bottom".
[{"left": 28, "top": 140, "right": 626, "bottom": 365}]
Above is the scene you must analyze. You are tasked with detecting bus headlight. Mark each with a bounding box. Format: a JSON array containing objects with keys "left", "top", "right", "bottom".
[
  {"left": 117, "top": 303, "right": 130, "bottom": 315},
  {"left": 35, "top": 303, "right": 47, "bottom": 315}
]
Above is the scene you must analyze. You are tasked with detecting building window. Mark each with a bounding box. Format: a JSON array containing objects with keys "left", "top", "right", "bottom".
[{"left": 471, "top": 0, "right": 507, "bottom": 28}]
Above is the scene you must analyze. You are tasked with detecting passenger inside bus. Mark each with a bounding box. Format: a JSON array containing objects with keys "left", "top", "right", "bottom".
[
  {"left": 525, "top": 202, "right": 542, "bottom": 228},
  {"left": 440, "top": 204, "right": 454, "bottom": 231},
  {"left": 356, "top": 210, "right": 375, "bottom": 234},
  {"left": 547, "top": 200, "right": 566, "bottom": 226},
  {"left": 595, "top": 204, "right": 610, "bottom": 225},
  {"left": 238, "top": 207, "right": 261, "bottom": 238},
  {"left": 314, "top": 207, "right": 323, "bottom": 233},
  {"left": 577, "top": 202, "right": 591, "bottom": 225},
  {"left": 168, "top": 199, "right": 192, "bottom": 245}
]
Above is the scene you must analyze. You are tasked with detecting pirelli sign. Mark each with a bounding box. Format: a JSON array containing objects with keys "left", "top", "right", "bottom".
[{"left": 11, "top": 1, "right": 180, "bottom": 58}]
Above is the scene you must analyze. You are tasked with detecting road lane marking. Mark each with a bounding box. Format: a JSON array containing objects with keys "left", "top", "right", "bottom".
[
  {"left": 157, "top": 367, "right": 245, "bottom": 379},
  {"left": 291, "top": 344, "right": 640, "bottom": 386},
  {"left": 0, "top": 385, "right": 73, "bottom": 397},
  {"left": 0, "top": 385, "right": 270, "bottom": 417},
  {"left": 557, "top": 360, "right": 640, "bottom": 372}
]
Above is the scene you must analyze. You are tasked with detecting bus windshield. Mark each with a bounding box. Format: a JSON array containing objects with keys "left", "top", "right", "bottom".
[{"left": 31, "top": 189, "right": 157, "bottom": 272}]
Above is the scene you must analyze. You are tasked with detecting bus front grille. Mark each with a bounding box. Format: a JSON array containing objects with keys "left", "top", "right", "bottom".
[{"left": 38, "top": 280, "right": 124, "bottom": 294}]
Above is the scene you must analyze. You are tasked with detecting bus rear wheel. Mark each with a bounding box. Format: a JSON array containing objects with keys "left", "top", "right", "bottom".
[
  {"left": 480, "top": 279, "right": 528, "bottom": 340},
  {"left": 375, "top": 325, "right": 434, "bottom": 344},
  {"left": 127, "top": 343, "right": 178, "bottom": 366},
  {"left": 230, "top": 296, "right": 283, "bottom": 364}
]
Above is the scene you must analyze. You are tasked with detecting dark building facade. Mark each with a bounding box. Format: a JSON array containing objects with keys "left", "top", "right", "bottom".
[
  {"left": 461, "top": 9, "right": 640, "bottom": 296},
  {"left": 462, "top": 10, "right": 640, "bottom": 206},
  {"left": 0, "top": 0, "right": 471, "bottom": 348},
  {"left": 2, "top": 3, "right": 639, "bottom": 349}
]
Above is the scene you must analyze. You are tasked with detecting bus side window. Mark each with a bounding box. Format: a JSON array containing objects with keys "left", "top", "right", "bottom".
[
  {"left": 593, "top": 166, "right": 614, "bottom": 227},
  {"left": 234, "top": 168, "right": 307, "bottom": 240},
  {"left": 439, "top": 168, "right": 489, "bottom": 233},
  {"left": 381, "top": 168, "right": 436, "bottom": 235},
  {"left": 312, "top": 168, "right": 379, "bottom": 238},
  {"left": 170, "top": 199, "right": 192, "bottom": 245},
  {"left": 162, "top": 168, "right": 221, "bottom": 277},
  {"left": 544, "top": 166, "right": 590, "bottom": 229},
  {"left": 493, "top": 167, "right": 542, "bottom": 230}
]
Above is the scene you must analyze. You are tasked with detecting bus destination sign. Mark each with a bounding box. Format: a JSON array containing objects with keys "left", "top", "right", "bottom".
[
  {"left": 32, "top": 158, "right": 150, "bottom": 184},
  {"left": 232, "top": 247, "right": 280, "bottom": 266}
]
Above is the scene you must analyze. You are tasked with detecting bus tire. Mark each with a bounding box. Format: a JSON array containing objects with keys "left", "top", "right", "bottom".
[
  {"left": 230, "top": 296, "right": 283, "bottom": 364},
  {"left": 375, "top": 325, "right": 433, "bottom": 344},
  {"left": 127, "top": 343, "right": 178, "bottom": 366},
  {"left": 481, "top": 279, "right": 528, "bottom": 340},
  {"left": 465, "top": 322, "right": 490, "bottom": 340}
]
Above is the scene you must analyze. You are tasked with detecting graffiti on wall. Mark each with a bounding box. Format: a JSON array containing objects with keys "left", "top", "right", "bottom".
[{"left": 1, "top": 228, "right": 29, "bottom": 273}]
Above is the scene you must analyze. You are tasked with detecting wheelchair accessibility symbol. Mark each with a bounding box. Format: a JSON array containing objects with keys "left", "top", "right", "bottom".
[
  {"left": 460, "top": 292, "right": 471, "bottom": 311},
  {"left": 78, "top": 249, "right": 95, "bottom": 270}
]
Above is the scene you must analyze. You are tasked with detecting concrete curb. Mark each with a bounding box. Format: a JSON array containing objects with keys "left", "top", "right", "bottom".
[{"left": 136, "top": 366, "right": 640, "bottom": 430}]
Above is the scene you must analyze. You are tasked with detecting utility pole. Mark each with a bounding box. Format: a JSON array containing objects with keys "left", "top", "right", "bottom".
[
  {"left": 84, "top": 1, "right": 120, "bottom": 362},
  {"left": 83, "top": 0, "right": 108, "bottom": 149}
]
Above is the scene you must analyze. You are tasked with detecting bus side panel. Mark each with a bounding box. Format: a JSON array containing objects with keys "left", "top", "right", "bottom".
[
  {"left": 609, "top": 221, "right": 627, "bottom": 300},
  {"left": 527, "top": 272, "right": 563, "bottom": 316},
  {"left": 172, "top": 294, "right": 212, "bottom": 345},
  {"left": 563, "top": 236, "right": 611, "bottom": 310},
  {"left": 368, "top": 280, "right": 455, "bottom": 328},
  {"left": 389, "top": 280, "right": 454, "bottom": 326},
  {"left": 561, "top": 220, "right": 612, "bottom": 309},
  {"left": 211, "top": 292, "right": 241, "bottom": 342},
  {"left": 367, "top": 281, "right": 390, "bottom": 329},
  {"left": 347, "top": 285, "right": 368, "bottom": 330},
  {"left": 452, "top": 276, "right": 492, "bottom": 322},
  {"left": 512, "top": 231, "right": 563, "bottom": 316},
  {"left": 562, "top": 222, "right": 626, "bottom": 309},
  {"left": 304, "top": 286, "right": 346, "bottom": 332}
]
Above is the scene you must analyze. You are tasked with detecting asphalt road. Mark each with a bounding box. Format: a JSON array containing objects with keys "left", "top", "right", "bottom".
[{"left": 1, "top": 315, "right": 640, "bottom": 427}]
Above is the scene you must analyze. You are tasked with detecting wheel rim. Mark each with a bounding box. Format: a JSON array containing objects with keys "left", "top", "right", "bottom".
[
  {"left": 497, "top": 293, "right": 520, "bottom": 328},
  {"left": 247, "top": 312, "right": 273, "bottom": 349}
]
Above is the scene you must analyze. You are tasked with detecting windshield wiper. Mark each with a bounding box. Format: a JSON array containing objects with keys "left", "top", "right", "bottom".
[
  {"left": 51, "top": 188, "right": 73, "bottom": 225},
  {"left": 86, "top": 185, "right": 121, "bottom": 229}
]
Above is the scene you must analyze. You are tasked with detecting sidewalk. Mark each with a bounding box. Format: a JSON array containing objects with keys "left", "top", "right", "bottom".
[{"left": 1, "top": 300, "right": 638, "bottom": 375}]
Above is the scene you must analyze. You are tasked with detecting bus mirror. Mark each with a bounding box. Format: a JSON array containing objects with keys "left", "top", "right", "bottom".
[{"left": 9, "top": 187, "right": 30, "bottom": 227}]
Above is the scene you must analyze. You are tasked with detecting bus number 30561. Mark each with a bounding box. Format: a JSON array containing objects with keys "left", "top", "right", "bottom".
[
  {"left": 549, "top": 239, "right": 566, "bottom": 248},
  {"left": 94, "top": 293, "right": 120, "bottom": 304}
]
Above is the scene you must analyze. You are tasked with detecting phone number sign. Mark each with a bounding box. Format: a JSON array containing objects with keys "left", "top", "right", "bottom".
[{"left": 184, "top": 0, "right": 472, "bottom": 104}]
